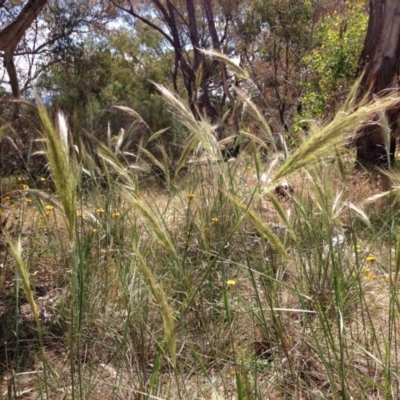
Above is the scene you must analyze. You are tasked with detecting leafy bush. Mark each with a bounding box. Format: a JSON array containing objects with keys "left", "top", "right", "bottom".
[{"left": 299, "top": 3, "right": 368, "bottom": 120}]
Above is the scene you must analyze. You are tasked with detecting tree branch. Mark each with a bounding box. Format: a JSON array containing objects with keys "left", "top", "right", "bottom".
[
  {"left": 0, "top": 0, "right": 47, "bottom": 119},
  {"left": 109, "top": 0, "right": 174, "bottom": 47},
  {"left": 0, "top": 0, "right": 47, "bottom": 50}
]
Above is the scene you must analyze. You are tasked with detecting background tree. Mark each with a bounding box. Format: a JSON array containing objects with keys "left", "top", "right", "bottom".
[
  {"left": 0, "top": 0, "right": 47, "bottom": 119},
  {"left": 0, "top": 0, "right": 115, "bottom": 174},
  {"left": 0, "top": 0, "right": 114, "bottom": 119},
  {"left": 109, "top": 0, "right": 241, "bottom": 129},
  {"left": 356, "top": 0, "right": 400, "bottom": 167}
]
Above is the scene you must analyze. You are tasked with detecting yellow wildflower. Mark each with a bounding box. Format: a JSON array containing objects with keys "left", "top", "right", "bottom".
[
  {"left": 112, "top": 211, "right": 121, "bottom": 218},
  {"left": 364, "top": 272, "right": 376, "bottom": 281},
  {"left": 40, "top": 177, "right": 46, "bottom": 182},
  {"left": 366, "top": 256, "right": 376, "bottom": 262},
  {"left": 25, "top": 198, "right": 33, "bottom": 204},
  {"left": 3, "top": 196, "right": 10, "bottom": 203},
  {"left": 188, "top": 193, "right": 195, "bottom": 200},
  {"left": 211, "top": 217, "right": 219, "bottom": 223},
  {"left": 97, "top": 207, "right": 105, "bottom": 214},
  {"left": 45, "top": 210, "right": 51, "bottom": 217},
  {"left": 227, "top": 279, "right": 236, "bottom": 287},
  {"left": 45, "top": 205, "right": 54, "bottom": 211},
  {"left": 20, "top": 184, "right": 29, "bottom": 190},
  {"left": 93, "top": 228, "right": 99, "bottom": 233}
]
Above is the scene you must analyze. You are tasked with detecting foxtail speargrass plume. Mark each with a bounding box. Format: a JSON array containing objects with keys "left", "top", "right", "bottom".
[
  {"left": 200, "top": 48, "right": 250, "bottom": 81},
  {"left": 133, "top": 245, "right": 177, "bottom": 369},
  {"left": 152, "top": 82, "right": 221, "bottom": 161},
  {"left": 36, "top": 103, "right": 79, "bottom": 246},
  {"left": 7, "top": 235, "right": 48, "bottom": 397},
  {"left": 234, "top": 87, "right": 278, "bottom": 151},
  {"left": 200, "top": 48, "right": 283, "bottom": 154},
  {"left": 273, "top": 88, "right": 400, "bottom": 183},
  {"left": 36, "top": 102, "right": 82, "bottom": 398},
  {"left": 7, "top": 236, "right": 41, "bottom": 336}
]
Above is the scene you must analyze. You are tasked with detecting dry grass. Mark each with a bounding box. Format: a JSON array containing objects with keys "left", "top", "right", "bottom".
[{"left": 1, "top": 156, "right": 399, "bottom": 399}]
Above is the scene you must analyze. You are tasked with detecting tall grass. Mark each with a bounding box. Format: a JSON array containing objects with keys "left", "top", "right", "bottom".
[{"left": 1, "top": 77, "right": 400, "bottom": 399}]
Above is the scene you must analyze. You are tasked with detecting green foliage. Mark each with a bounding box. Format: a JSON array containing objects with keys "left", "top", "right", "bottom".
[
  {"left": 237, "top": 0, "right": 313, "bottom": 52},
  {"left": 234, "top": 0, "right": 314, "bottom": 135},
  {"left": 299, "top": 3, "right": 368, "bottom": 119},
  {"left": 37, "top": 26, "right": 188, "bottom": 162},
  {"left": 39, "top": 23, "right": 170, "bottom": 117},
  {"left": 258, "top": 0, "right": 313, "bottom": 50}
]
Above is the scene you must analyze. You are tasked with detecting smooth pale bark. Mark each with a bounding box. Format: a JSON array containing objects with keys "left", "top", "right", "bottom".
[
  {"left": 356, "top": 0, "right": 400, "bottom": 167},
  {"left": 0, "top": 0, "right": 47, "bottom": 119}
]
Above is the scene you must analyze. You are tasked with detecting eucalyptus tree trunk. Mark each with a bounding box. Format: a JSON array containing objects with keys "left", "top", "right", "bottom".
[
  {"left": 185, "top": 0, "right": 218, "bottom": 121},
  {"left": 356, "top": 0, "right": 400, "bottom": 167}
]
